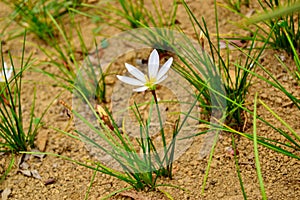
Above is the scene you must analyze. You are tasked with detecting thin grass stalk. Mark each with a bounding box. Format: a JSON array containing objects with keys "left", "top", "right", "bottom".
[
  {"left": 215, "top": 120, "right": 300, "bottom": 160},
  {"left": 253, "top": 93, "right": 267, "bottom": 199},
  {"left": 134, "top": 101, "right": 155, "bottom": 184},
  {"left": 0, "top": 153, "right": 14, "bottom": 182},
  {"left": 151, "top": 90, "right": 169, "bottom": 172},
  {"left": 232, "top": 134, "right": 247, "bottom": 199},
  {"left": 234, "top": 57, "right": 300, "bottom": 110},
  {"left": 100, "top": 186, "right": 134, "bottom": 200},
  {"left": 133, "top": 100, "right": 167, "bottom": 181},
  {"left": 84, "top": 165, "right": 98, "bottom": 200},
  {"left": 201, "top": 132, "right": 219, "bottom": 194},
  {"left": 259, "top": 99, "right": 300, "bottom": 142}
]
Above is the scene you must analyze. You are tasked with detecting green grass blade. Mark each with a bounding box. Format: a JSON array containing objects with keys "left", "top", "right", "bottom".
[
  {"left": 232, "top": 134, "right": 247, "bottom": 199},
  {"left": 253, "top": 93, "right": 267, "bottom": 200}
]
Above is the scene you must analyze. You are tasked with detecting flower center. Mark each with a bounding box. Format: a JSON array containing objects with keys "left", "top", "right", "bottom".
[{"left": 144, "top": 75, "right": 157, "bottom": 90}]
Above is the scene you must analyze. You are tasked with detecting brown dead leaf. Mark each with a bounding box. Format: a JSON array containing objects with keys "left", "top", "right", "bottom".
[
  {"left": 35, "top": 131, "right": 48, "bottom": 152},
  {"left": 44, "top": 178, "right": 56, "bottom": 185}
]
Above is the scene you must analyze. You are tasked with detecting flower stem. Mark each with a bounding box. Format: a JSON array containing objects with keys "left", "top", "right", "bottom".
[
  {"left": 150, "top": 89, "right": 170, "bottom": 177},
  {"left": 151, "top": 90, "right": 158, "bottom": 104}
]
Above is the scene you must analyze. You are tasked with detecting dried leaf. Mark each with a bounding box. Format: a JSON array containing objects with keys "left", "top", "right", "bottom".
[
  {"left": 44, "top": 178, "right": 56, "bottom": 185},
  {"left": 24, "top": 154, "right": 31, "bottom": 161},
  {"left": 219, "top": 41, "right": 234, "bottom": 49},
  {"left": 17, "top": 154, "right": 30, "bottom": 168},
  {"left": 245, "top": 9, "right": 256, "bottom": 18},
  {"left": 95, "top": 104, "right": 114, "bottom": 131},
  {"left": 219, "top": 40, "right": 248, "bottom": 49},
  {"left": 35, "top": 131, "right": 48, "bottom": 152},
  {"left": 1, "top": 188, "right": 11, "bottom": 200},
  {"left": 31, "top": 170, "right": 42, "bottom": 179},
  {"left": 19, "top": 169, "right": 31, "bottom": 177},
  {"left": 58, "top": 100, "right": 72, "bottom": 121},
  {"left": 19, "top": 161, "right": 29, "bottom": 170}
]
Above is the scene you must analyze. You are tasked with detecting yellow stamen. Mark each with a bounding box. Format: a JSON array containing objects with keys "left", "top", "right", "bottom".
[{"left": 144, "top": 75, "right": 157, "bottom": 90}]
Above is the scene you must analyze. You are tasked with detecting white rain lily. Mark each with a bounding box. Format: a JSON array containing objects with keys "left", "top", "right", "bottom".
[
  {"left": 117, "top": 49, "right": 173, "bottom": 92},
  {"left": 0, "top": 62, "right": 13, "bottom": 82}
]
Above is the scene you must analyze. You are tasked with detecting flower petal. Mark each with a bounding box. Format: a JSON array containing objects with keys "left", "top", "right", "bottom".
[
  {"left": 155, "top": 75, "right": 168, "bottom": 84},
  {"left": 0, "top": 62, "right": 11, "bottom": 82},
  {"left": 148, "top": 49, "right": 159, "bottom": 79},
  {"left": 156, "top": 57, "right": 173, "bottom": 80},
  {"left": 0, "top": 74, "right": 4, "bottom": 82},
  {"left": 116, "top": 75, "right": 144, "bottom": 86},
  {"left": 125, "top": 63, "right": 146, "bottom": 82},
  {"left": 133, "top": 86, "right": 148, "bottom": 92},
  {"left": 5, "top": 66, "right": 13, "bottom": 80}
]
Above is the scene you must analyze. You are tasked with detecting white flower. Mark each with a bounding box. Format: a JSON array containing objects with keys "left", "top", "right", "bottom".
[
  {"left": 0, "top": 62, "right": 13, "bottom": 82},
  {"left": 117, "top": 49, "right": 173, "bottom": 92}
]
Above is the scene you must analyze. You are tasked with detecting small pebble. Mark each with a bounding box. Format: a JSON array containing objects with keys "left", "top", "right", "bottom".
[
  {"left": 260, "top": 93, "right": 268, "bottom": 99},
  {"left": 217, "top": 192, "right": 225, "bottom": 198},
  {"left": 275, "top": 97, "right": 282, "bottom": 104},
  {"left": 279, "top": 54, "right": 286, "bottom": 61}
]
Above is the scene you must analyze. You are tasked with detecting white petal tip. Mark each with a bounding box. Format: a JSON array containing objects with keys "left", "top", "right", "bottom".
[{"left": 133, "top": 86, "right": 148, "bottom": 92}]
